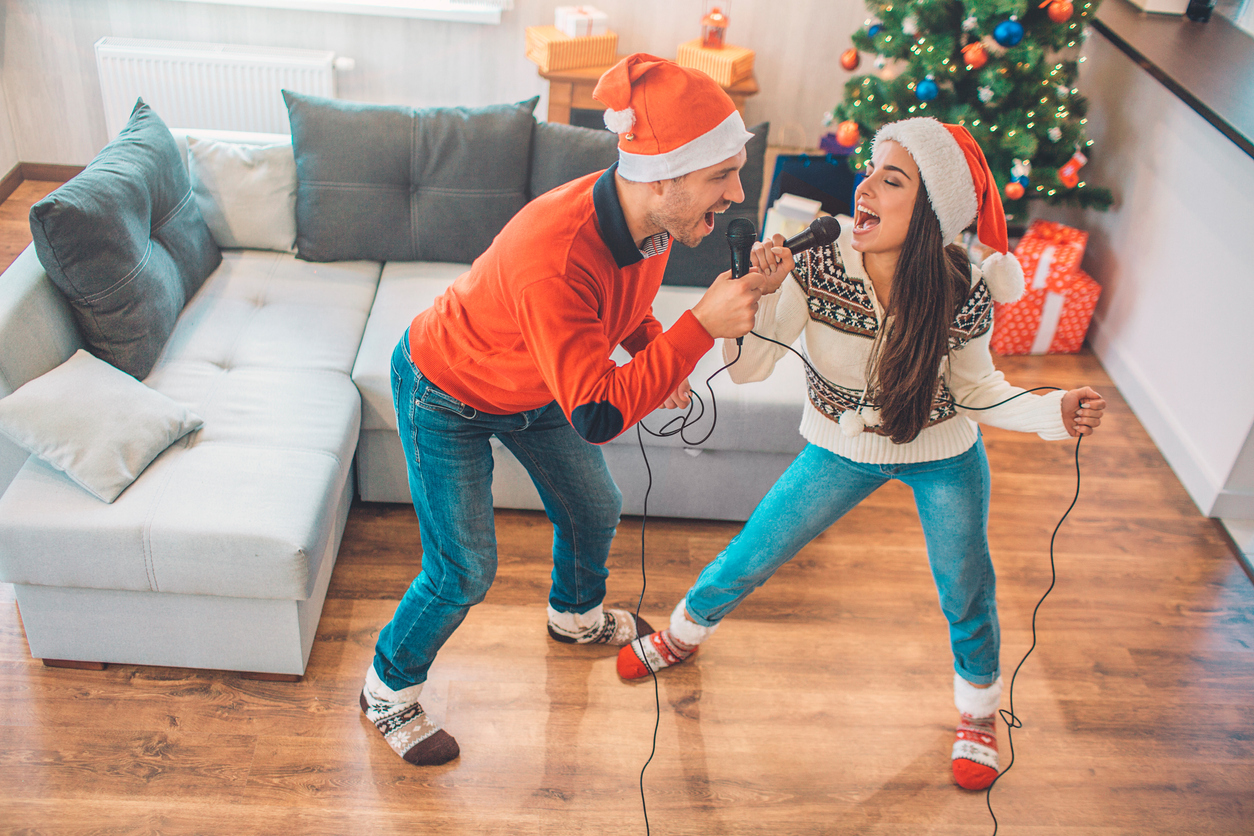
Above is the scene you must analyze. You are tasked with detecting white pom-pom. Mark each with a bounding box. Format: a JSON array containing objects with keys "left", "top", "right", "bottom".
[
  {"left": 981, "top": 251, "right": 1026, "bottom": 303},
  {"left": 839, "top": 409, "right": 865, "bottom": 437},
  {"left": 603, "top": 107, "right": 635, "bottom": 134},
  {"left": 859, "top": 406, "right": 881, "bottom": 427}
]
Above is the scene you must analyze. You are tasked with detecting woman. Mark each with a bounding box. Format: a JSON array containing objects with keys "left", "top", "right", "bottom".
[{"left": 617, "top": 117, "right": 1106, "bottom": 790}]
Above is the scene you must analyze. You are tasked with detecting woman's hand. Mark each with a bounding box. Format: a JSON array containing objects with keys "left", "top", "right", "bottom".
[
  {"left": 749, "top": 233, "right": 795, "bottom": 295},
  {"left": 663, "top": 378, "right": 693, "bottom": 409},
  {"left": 1061, "top": 386, "right": 1106, "bottom": 437}
]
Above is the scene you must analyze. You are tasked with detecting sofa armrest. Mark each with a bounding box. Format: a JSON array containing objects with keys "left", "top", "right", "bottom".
[{"left": 0, "top": 244, "right": 82, "bottom": 493}]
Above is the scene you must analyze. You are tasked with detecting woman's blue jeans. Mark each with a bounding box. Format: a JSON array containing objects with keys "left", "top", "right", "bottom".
[
  {"left": 684, "top": 440, "right": 1000, "bottom": 684},
  {"left": 373, "top": 330, "right": 622, "bottom": 689}
]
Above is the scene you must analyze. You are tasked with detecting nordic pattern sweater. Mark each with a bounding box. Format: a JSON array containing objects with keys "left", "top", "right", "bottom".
[
  {"left": 408, "top": 165, "right": 714, "bottom": 444},
  {"left": 725, "top": 220, "right": 1069, "bottom": 464}
]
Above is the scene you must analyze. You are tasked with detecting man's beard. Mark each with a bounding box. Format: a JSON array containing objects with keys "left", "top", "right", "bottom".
[{"left": 649, "top": 186, "right": 730, "bottom": 249}]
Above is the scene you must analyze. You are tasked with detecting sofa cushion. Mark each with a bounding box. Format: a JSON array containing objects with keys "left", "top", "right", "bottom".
[
  {"left": 28, "top": 99, "right": 222, "bottom": 379},
  {"left": 662, "top": 121, "right": 769, "bottom": 287},
  {"left": 0, "top": 349, "right": 203, "bottom": 503},
  {"left": 529, "top": 120, "right": 619, "bottom": 199},
  {"left": 0, "top": 252, "right": 382, "bottom": 600},
  {"left": 284, "top": 90, "right": 538, "bottom": 264},
  {"left": 187, "top": 136, "right": 298, "bottom": 252}
]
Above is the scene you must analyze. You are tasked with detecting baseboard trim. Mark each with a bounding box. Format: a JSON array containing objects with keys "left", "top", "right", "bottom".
[{"left": 0, "top": 162, "right": 83, "bottom": 204}]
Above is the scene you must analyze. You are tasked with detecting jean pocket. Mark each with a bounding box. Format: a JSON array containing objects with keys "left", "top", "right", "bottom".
[{"left": 416, "top": 377, "right": 477, "bottom": 418}]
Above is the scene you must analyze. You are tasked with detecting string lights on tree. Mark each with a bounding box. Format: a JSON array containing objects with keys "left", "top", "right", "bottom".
[{"left": 830, "top": 0, "right": 1112, "bottom": 214}]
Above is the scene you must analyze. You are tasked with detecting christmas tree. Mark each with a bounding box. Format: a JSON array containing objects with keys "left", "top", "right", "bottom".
[{"left": 826, "top": 0, "right": 1113, "bottom": 220}]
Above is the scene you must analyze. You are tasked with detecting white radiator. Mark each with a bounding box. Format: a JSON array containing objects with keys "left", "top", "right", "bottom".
[{"left": 95, "top": 37, "right": 338, "bottom": 137}]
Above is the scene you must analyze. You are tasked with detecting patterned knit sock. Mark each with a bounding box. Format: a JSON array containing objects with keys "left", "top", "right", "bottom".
[
  {"left": 360, "top": 663, "right": 459, "bottom": 766},
  {"left": 952, "top": 674, "right": 1004, "bottom": 790},
  {"left": 546, "top": 604, "right": 654, "bottom": 646},
  {"left": 616, "top": 599, "right": 718, "bottom": 680}
]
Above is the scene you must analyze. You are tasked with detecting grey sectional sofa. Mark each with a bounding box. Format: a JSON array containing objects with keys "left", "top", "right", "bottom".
[{"left": 0, "top": 95, "right": 807, "bottom": 676}]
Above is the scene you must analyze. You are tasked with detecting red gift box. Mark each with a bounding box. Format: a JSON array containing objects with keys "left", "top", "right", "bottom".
[{"left": 991, "top": 220, "right": 1101, "bottom": 355}]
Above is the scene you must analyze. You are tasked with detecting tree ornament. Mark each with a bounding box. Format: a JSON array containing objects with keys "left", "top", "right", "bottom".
[
  {"left": 1011, "top": 159, "right": 1032, "bottom": 186},
  {"left": 868, "top": 19, "right": 883, "bottom": 36},
  {"left": 1046, "top": 0, "right": 1074, "bottom": 23},
  {"left": 836, "top": 120, "right": 861, "bottom": 147},
  {"left": 1004, "top": 181, "right": 1026, "bottom": 200},
  {"left": 841, "top": 48, "right": 861, "bottom": 71},
  {"left": 962, "top": 41, "right": 988, "bottom": 69},
  {"left": 915, "top": 76, "right": 939, "bottom": 102},
  {"left": 874, "top": 55, "right": 887, "bottom": 70},
  {"left": 978, "top": 86, "right": 994, "bottom": 103},
  {"left": 962, "top": 15, "right": 979, "bottom": 31},
  {"left": 993, "top": 17, "right": 1024, "bottom": 47},
  {"left": 902, "top": 15, "right": 918, "bottom": 36},
  {"left": 1057, "top": 150, "right": 1088, "bottom": 188},
  {"left": 1048, "top": 126, "right": 1063, "bottom": 142}
]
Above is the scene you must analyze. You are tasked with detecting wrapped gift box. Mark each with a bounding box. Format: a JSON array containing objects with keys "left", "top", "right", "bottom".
[
  {"left": 991, "top": 220, "right": 1100, "bottom": 355},
  {"left": 676, "top": 39, "right": 755, "bottom": 86},
  {"left": 525, "top": 25, "right": 618, "bottom": 73},
  {"left": 555, "top": 5, "right": 609, "bottom": 37}
]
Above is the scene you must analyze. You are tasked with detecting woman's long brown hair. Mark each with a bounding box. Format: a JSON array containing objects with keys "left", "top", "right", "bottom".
[{"left": 869, "top": 180, "right": 972, "bottom": 444}]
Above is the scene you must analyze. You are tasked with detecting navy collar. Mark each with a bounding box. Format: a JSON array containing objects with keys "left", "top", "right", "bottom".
[{"left": 593, "top": 163, "right": 644, "bottom": 269}]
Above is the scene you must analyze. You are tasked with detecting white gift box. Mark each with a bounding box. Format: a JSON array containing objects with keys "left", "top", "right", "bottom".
[
  {"left": 555, "top": 5, "right": 609, "bottom": 37},
  {"left": 763, "top": 193, "right": 822, "bottom": 242}
]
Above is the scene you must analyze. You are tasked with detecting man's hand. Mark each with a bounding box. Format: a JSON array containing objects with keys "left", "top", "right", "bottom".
[
  {"left": 690, "top": 269, "right": 766, "bottom": 340},
  {"left": 750, "top": 233, "right": 795, "bottom": 295},
  {"left": 662, "top": 379, "right": 692, "bottom": 409},
  {"left": 1061, "top": 386, "right": 1106, "bottom": 437}
]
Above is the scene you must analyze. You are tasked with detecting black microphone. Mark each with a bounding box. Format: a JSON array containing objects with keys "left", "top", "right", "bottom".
[
  {"left": 782, "top": 215, "right": 842, "bottom": 253},
  {"left": 726, "top": 218, "right": 757, "bottom": 345}
]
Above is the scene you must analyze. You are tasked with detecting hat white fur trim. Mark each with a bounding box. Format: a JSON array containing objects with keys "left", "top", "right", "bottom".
[
  {"left": 873, "top": 117, "right": 977, "bottom": 244},
  {"left": 980, "top": 251, "right": 1025, "bottom": 303},
  {"left": 954, "top": 673, "right": 1003, "bottom": 718},
  {"left": 603, "top": 107, "right": 635, "bottom": 134},
  {"left": 617, "top": 110, "right": 754, "bottom": 182}
]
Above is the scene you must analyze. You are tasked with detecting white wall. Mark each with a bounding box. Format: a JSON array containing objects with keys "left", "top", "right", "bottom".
[
  {"left": 1038, "top": 31, "right": 1254, "bottom": 522},
  {"left": 0, "top": 65, "right": 18, "bottom": 176},
  {"left": 0, "top": 0, "right": 868, "bottom": 165}
]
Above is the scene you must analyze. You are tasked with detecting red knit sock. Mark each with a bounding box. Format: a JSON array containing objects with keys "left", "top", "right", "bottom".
[
  {"left": 952, "top": 713, "right": 999, "bottom": 790},
  {"left": 616, "top": 629, "right": 697, "bottom": 679}
]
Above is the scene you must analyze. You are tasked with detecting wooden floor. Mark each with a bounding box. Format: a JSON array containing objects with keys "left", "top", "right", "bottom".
[{"left": 1, "top": 181, "right": 1252, "bottom": 834}]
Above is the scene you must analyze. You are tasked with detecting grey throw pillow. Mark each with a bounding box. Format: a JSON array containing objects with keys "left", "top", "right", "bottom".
[
  {"left": 284, "top": 91, "right": 539, "bottom": 264},
  {"left": 28, "top": 99, "right": 222, "bottom": 379},
  {"left": 663, "top": 121, "right": 770, "bottom": 287},
  {"left": 529, "top": 120, "right": 620, "bottom": 199}
]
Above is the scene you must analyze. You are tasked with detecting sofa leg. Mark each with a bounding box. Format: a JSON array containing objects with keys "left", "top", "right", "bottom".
[
  {"left": 239, "top": 671, "right": 302, "bottom": 683},
  {"left": 42, "top": 659, "right": 108, "bottom": 671}
]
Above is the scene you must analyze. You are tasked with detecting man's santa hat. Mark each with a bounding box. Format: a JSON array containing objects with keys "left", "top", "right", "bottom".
[
  {"left": 593, "top": 53, "right": 754, "bottom": 183},
  {"left": 872, "top": 117, "right": 1025, "bottom": 303}
]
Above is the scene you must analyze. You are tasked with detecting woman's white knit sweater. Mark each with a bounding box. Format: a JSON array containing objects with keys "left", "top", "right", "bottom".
[{"left": 723, "top": 221, "right": 1069, "bottom": 465}]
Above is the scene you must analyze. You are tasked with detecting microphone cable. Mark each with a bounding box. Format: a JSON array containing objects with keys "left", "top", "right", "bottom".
[{"left": 629, "top": 343, "right": 742, "bottom": 835}]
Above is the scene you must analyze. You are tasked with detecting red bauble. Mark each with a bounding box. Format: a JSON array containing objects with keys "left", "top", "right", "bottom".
[
  {"left": 841, "top": 48, "right": 861, "bottom": 71},
  {"left": 1004, "top": 181, "right": 1026, "bottom": 200},
  {"left": 962, "top": 42, "right": 988, "bottom": 70},
  {"left": 1048, "top": 0, "right": 1073, "bottom": 22},
  {"left": 836, "top": 120, "right": 861, "bottom": 147}
]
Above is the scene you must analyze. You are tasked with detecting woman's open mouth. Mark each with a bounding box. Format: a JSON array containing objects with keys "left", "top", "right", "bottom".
[{"left": 854, "top": 202, "right": 880, "bottom": 233}]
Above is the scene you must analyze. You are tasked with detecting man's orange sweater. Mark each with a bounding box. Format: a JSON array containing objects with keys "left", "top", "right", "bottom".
[{"left": 408, "top": 166, "right": 714, "bottom": 444}]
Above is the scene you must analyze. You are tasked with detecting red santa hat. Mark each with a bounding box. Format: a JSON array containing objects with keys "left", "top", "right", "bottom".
[
  {"left": 872, "top": 117, "right": 1025, "bottom": 303},
  {"left": 592, "top": 53, "right": 754, "bottom": 183}
]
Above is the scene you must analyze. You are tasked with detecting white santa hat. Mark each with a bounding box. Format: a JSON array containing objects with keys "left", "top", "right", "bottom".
[
  {"left": 593, "top": 53, "right": 754, "bottom": 183},
  {"left": 872, "top": 117, "right": 1025, "bottom": 303}
]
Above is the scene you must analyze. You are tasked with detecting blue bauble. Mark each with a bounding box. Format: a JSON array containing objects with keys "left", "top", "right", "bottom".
[
  {"left": 1015, "top": 175, "right": 1030, "bottom": 187},
  {"left": 915, "top": 78, "right": 939, "bottom": 101},
  {"left": 868, "top": 23, "right": 883, "bottom": 36},
  {"left": 994, "top": 18, "right": 1024, "bottom": 46}
]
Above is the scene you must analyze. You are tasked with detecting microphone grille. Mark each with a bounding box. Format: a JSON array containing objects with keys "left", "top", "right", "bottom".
[
  {"left": 810, "top": 215, "right": 842, "bottom": 246},
  {"left": 727, "top": 217, "right": 757, "bottom": 241}
]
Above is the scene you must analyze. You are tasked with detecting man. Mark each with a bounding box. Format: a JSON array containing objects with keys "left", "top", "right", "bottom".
[{"left": 361, "top": 54, "right": 768, "bottom": 765}]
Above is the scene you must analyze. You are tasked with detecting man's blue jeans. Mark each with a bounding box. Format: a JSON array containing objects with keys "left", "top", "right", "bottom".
[
  {"left": 684, "top": 439, "right": 1001, "bottom": 684},
  {"left": 373, "top": 330, "right": 622, "bottom": 689}
]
